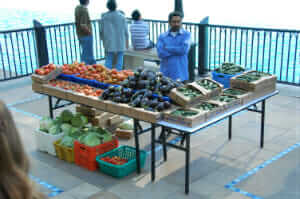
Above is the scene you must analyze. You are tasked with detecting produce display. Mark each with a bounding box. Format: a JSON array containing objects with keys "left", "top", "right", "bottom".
[
  {"left": 35, "top": 64, "right": 57, "bottom": 76},
  {"left": 171, "top": 109, "right": 199, "bottom": 117},
  {"left": 100, "top": 156, "right": 128, "bottom": 165},
  {"left": 214, "top": 62, "right": 245, "bottom": 75},
  {"left": 213, "top": 95, "right": 238, "bottom": 103},
  {"left": 45, "top": 110, "right": 113, "bottom": 148},
  {"left": 120, "top": 68, "right": 183, "bottom": 95},
  {"left": 236, "top": 71, "right": 271, "bottom": 82},
  {"left": 223, "top": 88, "right": 247, "bottom": 96},
  {"left": 194, "top": 102, "right": 219, "bottom": 111},
  {"left": 62, "top": 62, "right": 134, "bottom": 84},
  {"left": 196, "top": 79, "right": 219, "bottom": 90},
  {"left": 101, "top": 86, "right": 171, "bottom": 112},
  {"left": 49, "top": 80, "right": 103, "bottom": 97},
  {"left": 177, "top": 87, "right": 203, "bottom": 99}
]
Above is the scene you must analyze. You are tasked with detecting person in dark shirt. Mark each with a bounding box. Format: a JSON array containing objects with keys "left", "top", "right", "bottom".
[{"left": 75, "top": 0, "right": 96, "bottom": 65}]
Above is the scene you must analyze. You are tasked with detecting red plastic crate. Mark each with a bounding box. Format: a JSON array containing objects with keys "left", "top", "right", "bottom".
[{"left": 74, "top": 137, "right": 119, "bottom": 171}]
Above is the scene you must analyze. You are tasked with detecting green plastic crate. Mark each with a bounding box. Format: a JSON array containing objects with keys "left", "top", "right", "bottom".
[{"left": 96, "top": 145, "right": 147, "bottom": 178}]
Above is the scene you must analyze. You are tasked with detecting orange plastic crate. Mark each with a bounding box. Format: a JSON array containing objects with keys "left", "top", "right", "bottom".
[{"left": 74, "top": 137, "right": 119, "bottom": 171}]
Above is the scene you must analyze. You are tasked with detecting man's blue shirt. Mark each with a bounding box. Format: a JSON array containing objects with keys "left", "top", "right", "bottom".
[{"left": 157, "top": 29, "right": 191, "bottom": 81}]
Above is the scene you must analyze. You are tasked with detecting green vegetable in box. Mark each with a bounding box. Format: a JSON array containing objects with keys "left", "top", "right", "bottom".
[
  {"left": 196, "top": 79, "right": 219, "bottom": 90},
  {"left": 214, "top": 62, "right": 245, "bottom": 75},
  {"left": 61, "top": 110, "right": 73, "bottom": 123},
  {"left": 60, "top": 135, "right": 75, "bottom": 148},
  {"left": 236, "top": 71, "right": 271, "bottom": 82},
  {"left": 213, "top": 95, "right": 237, "bottom": 103},
  {"left": 39, "top": 117, "right": 54, "bottom": 133},
  {"left": 171, "top": 109, "right": 199, "bottom": 117},
  {"left": 223, "top": 88, "right": 247, "bottom": 96},
  {"left": 177, "top": 87, "right": 202, "bottom": 98},
  {"left": 195, "top": 102, "right": 218, "bottom": 111}
]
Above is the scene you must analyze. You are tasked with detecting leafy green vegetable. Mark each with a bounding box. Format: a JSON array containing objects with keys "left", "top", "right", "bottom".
[
  {"left": 48, "top": 125, "right": 61, "bottom": 135},
  {"left": 61, "top": 110, "right": 73, "bottom": 123},
  {"left": 118, "top": 122, "right": 133, "bottom": 130},
  {"left": 214, "top": 62, "right": 245, "bottom": 74},
  {"left": 61, "top": 123, "right": 72, "bottom": 134},
  {"left": 171, "top": 109, "right": 198, "bottom": 117},
  {"left": 194, "top": 102, "right": 218, "bottom": 111},
  {"left": 177, "top": 87, "right": 202, "bottom": 98},
  {"left": 60, "top": 135, "right": 75, "bottom": 148},
  {"left": 40, "top": 117, "right": 54, "bottom": 133},
  {"left": 196, "top": 79, "right": 219, "bottom": 90}
]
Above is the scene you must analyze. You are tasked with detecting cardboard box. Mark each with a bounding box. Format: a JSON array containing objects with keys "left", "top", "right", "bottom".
[
  {"left": 115, "top": 128, "right": 133, "bottom": 139},
  {"left": 31, "top": 66, "right": 62, "bottom": 84},
  {"left": 168, "top": 84, "right": 208, "bottom": 107},
  {"left": 192, "top": 101, "right": 224, "bottom": 120},
  {"left": 223, "top": 88, "right": 254, "bottom": 105},
  {"left": 43, "top": 85, "right": 68, "bottom": 99},
  {"left": 191, "top": 78, "right": 223, "bottom": 99},
  {"left": 230, "top": 70, "right": 277, "bottom": 92},
  {"left": 163, "top": 107, "right": 207, "bottom": 127},
  {"left": 108, "top": 115, "right": 124, "bottom": 126},
  {"left": 76, "top": 105, "right": 103, "bottom": 117},
  {"left": 209, "top": 95, "right": 242, "bottom": 111},
  {"left": 32, "top": 82, "right": 44, "bottom": 93}
]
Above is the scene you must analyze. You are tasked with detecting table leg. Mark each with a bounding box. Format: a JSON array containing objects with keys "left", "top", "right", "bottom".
[
  {"left": 151, "top": 123, "right": 156, "bottom": 181},
  {"left": 48, "top": 96, "right": 54, "bottom": 119},
  {"left": 228, "top": 115, "right": 232, "bottom": 140},
  {"left": 162, "top": 126, "right": 167, "bottom": 161},
  {"left": 260, "top": 100, "right": 265, "bottom": 148},
  {"left": 134, "top": 119, "right": 141, "bottom": 174},
  {"left": 185, "top": 134, "right": 190, "bottom": 194}
]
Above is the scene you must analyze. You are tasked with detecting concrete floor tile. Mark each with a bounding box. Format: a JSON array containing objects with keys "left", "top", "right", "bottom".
[
  {"left": 88, "top": 191, "right": 121, "bottom": 199},
  {"left": 221, "top": 192, "right": 250, "bottom": 199},
  {"left": 164, "top": 191, "right": 209, "bottom": 199},
  {"left": 53, "top": 194, "right": 77, "bottom": 199},
  {"left": 190, "top": 180, "right": 233, "bottom": 198},
  {"left": 62, "top": 183, "right": 103, "bottom": 199}
]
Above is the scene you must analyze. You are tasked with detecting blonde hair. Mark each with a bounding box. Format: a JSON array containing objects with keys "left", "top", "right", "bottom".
[{"left": 0, "top": 100, "right": 45, "bottom": 199}]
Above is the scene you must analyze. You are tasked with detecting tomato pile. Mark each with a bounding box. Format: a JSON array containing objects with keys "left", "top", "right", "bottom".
[
  {"left": 62, "top": 62, "right": 134, "bottom": 85},
  {"left": 100, "top": 156, "right": 128, "bottom": 165},
  {"left": 35, "top": 64, "right": 57, "bottom": 76},
  {"left": 49, "top": 80, "right": 103, "bottom": 97}
]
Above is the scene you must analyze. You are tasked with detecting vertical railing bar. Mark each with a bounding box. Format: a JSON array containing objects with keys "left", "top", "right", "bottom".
[
  {"left": 67, "top": 26, "right": 74, "bottom": 62},
  {"left": 26, "top": 31, "right": 34, "bottom": 72},
  {"left": 31, "top": 30, "right": 39, "bottom": 68},
  {"left": 273, "top": 32, "right": 279, "bottom": 74},
  {"left": 219, "top": 28, "right": 222, "bottom": 65},
  {"left": 47, "top": 28, "right": 55, "bottom": 63},
  {"left": 279, "top": 32, "right": 285, "bottom": 81},
  {"left": 256, "top": 31, "right": 260, "bottom": 71},
  {"left": 240, "top": 29, "right": 243, "bottom": 65},
  {"left": 250, "top": 31, "right": 255, "bottom": 69},
  {"left": 72, "top": 26, "right": 79, "bottom": 61},
  {"left": 224, "top": 28, "right": 227, "bottom": 62},
  {"left": 267, "top": 32, "right": 273, "bottom": 73},
  {"left": 63, "top": 26, "right": 69, "bottom": 64},
  {"left": 209, "top": 27, "right": 212, "bottom": 70},
  {"left": 229, "top": 29, "right": 232, "bottom": 62},
  {"left": 9, "top": 33, "right": 18, "bottom": 76},
  {"left": 152, "top": 22, "right": 154, "bottom": 42},
  {"left": 292, "top": 34, "right": 298, "bottom": 83},
  {"left": 245, "top": 29, "right": 249, "bottom": 68},
  {"left": 15, "top": 32, "right": 24, "bottom": 75},
  {"left": 4, "top": 34, "right": 13, "bottom": 77},
  {"left": 54, "top": 27, "right": 60, "bottom": 64},
  {"left": 95, "top": 22, "right": 100, "bottom": 60},
  {"left": 0, "top": 35, "right": 7, "bottom": 79},
  {"left": 156, "top": 23, "right": 158, "bottom": 44},
  {"left": 59, "top": 27, "right": 65, "bottom": 64},
  {"left": 21, "top": 32, "right": 29, "bottom": 75},
  {"left": 234, "top": 29, "right": 237, "bottom": 63},
  {"left": 262, "top": 31, "right": 267, "bottom": 72},
  {"left": 285, "top": 33, "right": 292, "bottom": 81},
  {"left": 214, "top": 28, "right": 217, "bottom": 68}
]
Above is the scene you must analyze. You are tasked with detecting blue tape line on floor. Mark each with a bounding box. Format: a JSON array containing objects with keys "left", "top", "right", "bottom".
[
  {"left": 225, "top": 142, "right": 300, "bottom": 199},
  {"left": 29, "top": 175, "right": 64, "bottom": 197},
  {"left": 9, "top": 106, "right": 43, "bottom": 120}
]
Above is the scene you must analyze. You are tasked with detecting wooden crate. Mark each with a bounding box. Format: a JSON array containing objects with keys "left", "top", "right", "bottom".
[
  {"left": 31, "top": 67, "right": 62, "bottom": 84},
  {"left": 192, "top": 101, "right": 224, "bottom": 120},
  {"left": 32, "top": 82, "right": 44, "bottom": 93},
  {"left": 230, "top": 70, "right": 277, "bottom": 92},
  {"left": 106, "top": 101, "right": 132, "bottom": 116},
  {"left": 115, "top": 128, "right": 133, "bottom": 139},
  {"left": 190, "top": 78, "right": 223, "bottom": 99},
  {"left": 127, "top": 107, "right": 162, "bottom": 123},
  {"left": 43, "top": 85, "right": 68, "bottom": 99},
  {"left": 168, "top": 84, "right": 208, "bottom": 107},
  {"left": 209, "top": 95, "right": 242, "bottom": 111},
  {"left": 76, "top": 105, "right": 103, "bottom": 117},
  {"left": 223, "top": 88, "right": 254, "bottom": 105},
  {"left": 163, "top": 108, "right": 206, "bottom": 127},
  {"left": 108, "top": 115, "right": 124, "bottom": 126}
]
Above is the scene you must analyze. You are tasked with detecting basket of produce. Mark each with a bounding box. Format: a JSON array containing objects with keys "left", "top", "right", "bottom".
[
  {"left": 54, "top": 139, "right": 75, "bottom": 163},
  {"left": 31, "top": 64, "right": 62, "bottom": 84},
  {"left": 230, "top": 70, "right": 276, "bottom": 93},
  {"left": 212, "top": 62, "right": 245, "bottom": 88},
  {"left": 35, "top": 117, "right": 63, "bottom": 156},
  {"left": 191, "top": 78, "right": 223, "bottom": 98},
  {"left": 169, "top": 85, "right": 207, "bottom": 107},
  {"left": 164, "top": 107, "right": 207, "bottom": 127},
  {"left": 96, "top": 145, "right": 147, "bottom": 178},
  {"left": 210, "top": 94, "right": 241, "bottom": 110},
  {"left": 74, "top": 127, "right": 118, "bottom": 171},
  {"left": 223, "top": 88, "right": 253, "bottom": 105},
  {"left": 192, "top": 101, "right": 223, "bottom": 120}
]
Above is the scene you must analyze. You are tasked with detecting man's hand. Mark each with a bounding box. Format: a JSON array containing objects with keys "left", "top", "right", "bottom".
[
  {"left": 80, "top": 24, "right": 91, "bottom": 35},
  {"left": 126, "top": 40, "right": 129, "bottom": 49}
]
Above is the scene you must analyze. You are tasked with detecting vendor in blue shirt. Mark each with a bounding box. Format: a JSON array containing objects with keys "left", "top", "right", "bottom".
[{"left": 157, "top": 11, "right": 191, "bottom": 81}]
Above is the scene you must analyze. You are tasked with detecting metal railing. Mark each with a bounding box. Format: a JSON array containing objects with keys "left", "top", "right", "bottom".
[{"left": 0, "top": 18, "right": 299, "bottom": 85}]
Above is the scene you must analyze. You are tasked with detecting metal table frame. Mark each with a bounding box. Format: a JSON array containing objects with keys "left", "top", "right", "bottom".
[{"left": 46, "top": 91, "right": 278, "bottom": 194}]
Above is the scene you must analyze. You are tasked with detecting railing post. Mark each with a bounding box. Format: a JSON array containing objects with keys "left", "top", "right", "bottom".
[
  {"left": 198, "top": 17, "right": 209, "bottom": 76},
  {"left": 33, "top": 20, "right": 49, "bottom": 67}
]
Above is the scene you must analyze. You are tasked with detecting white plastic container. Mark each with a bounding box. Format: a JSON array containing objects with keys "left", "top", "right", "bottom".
[{"left": 35, "top": 129, "right": 63, "bottom": 156}]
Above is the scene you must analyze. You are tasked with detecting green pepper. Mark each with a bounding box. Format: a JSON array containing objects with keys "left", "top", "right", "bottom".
[
  {"left": 224, "top": 88, "right": 247, "bottom": 96},
  {"left": 194, "top": 102, "right": 218, "bottom": 111},
  {"left": 196, "top": 79, "right": 219, "bottom": 90},
  {"left": 177, "top": 87, "right": 202, "bottom": 98},
  {"left": 171, "top": 109, "right": 198, "bottom": 117}
]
